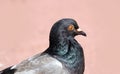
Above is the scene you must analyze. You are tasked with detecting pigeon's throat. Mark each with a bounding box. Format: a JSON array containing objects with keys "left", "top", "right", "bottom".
[
  {"left": 48, "top": 38, "right": 84, "bottom": 71},
  {"left": 49, "top": 36, "right": 69, "bottom": 56}
]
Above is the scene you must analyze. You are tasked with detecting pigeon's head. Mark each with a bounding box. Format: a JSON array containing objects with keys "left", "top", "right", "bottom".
[{"left": 50, "top": 18, "right": 86, "bottom": 40}]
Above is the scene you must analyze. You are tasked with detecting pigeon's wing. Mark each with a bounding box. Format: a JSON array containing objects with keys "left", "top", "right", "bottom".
[{"left": 0, "top": 54, "right": 69, "bottom": 74}]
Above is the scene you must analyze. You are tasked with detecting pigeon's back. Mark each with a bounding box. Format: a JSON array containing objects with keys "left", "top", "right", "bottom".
[{"left": 0, "top": 54, "right": 70, "bottom": 74}]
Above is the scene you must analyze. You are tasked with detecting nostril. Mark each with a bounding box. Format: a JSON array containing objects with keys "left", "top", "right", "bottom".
[{"left": 77, "top": 28, "right": 82, "bottom": 31}]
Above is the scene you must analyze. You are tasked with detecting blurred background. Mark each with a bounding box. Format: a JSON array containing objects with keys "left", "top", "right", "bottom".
[{"left": 0, "top": 0, "right": 120, "bottom": 74}]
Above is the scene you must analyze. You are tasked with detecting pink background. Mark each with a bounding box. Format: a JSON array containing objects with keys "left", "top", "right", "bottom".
[{"left": 0, "top": 0, "right": 120, "bottom": 74}]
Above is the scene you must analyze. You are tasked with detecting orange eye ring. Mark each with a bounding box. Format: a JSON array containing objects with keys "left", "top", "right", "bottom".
[{"left": 68, "top": 25, "right": 74, "bottom": 31}]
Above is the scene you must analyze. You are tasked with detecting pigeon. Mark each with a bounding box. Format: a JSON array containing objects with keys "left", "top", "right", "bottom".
[{"left": 0, "top": 18, "right": 86, "bottom": 74}]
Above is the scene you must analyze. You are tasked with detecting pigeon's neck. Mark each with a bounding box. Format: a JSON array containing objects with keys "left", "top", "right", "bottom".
[{"left": 46, "top": 36, "right": 84, "bottom": 70}]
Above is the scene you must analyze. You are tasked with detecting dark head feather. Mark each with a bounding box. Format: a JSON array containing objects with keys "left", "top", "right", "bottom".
[{"left": 45, "top": 18, "right": 85, "bottom": 74}]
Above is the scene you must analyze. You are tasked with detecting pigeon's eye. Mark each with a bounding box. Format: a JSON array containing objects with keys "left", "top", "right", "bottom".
[{"left": 67, "top": 25, "right": 75, "bottom": 31}]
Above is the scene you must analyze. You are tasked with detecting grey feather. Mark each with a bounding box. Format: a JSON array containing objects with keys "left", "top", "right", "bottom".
[{"left": 11, "top": 54, "right": 69, "bottom": 74}]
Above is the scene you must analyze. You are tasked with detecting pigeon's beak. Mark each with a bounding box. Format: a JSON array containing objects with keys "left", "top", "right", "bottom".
[{"left": 75, "top": 28, "right": 87, "bottom": 36}]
